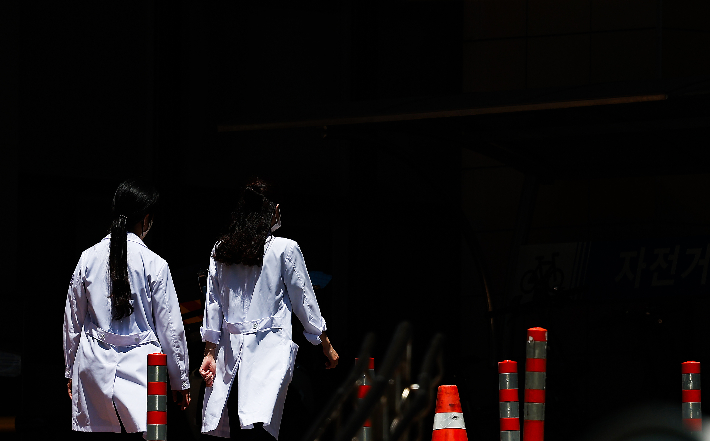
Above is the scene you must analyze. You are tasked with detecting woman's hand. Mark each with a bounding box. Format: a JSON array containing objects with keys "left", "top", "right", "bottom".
[
  {"left": 324, "top": 345, "right": 339, "bottom": 369},
  {"left": 199, "top": 342, "right": 217, "bottom": 387},
  {"left": 172, "top": 389, "right": 191, "bottom": 411},
  {"left": 320, "top": 332, "right": 339, "bottom": 369},
  {"left": 200, "top": 354, "right": 216, "bottom": 387},
  {"left": 67, "top": 378, "right": 72, "bottom": 400}
]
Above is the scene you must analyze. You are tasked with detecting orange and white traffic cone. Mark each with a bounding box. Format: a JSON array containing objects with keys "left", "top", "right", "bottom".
[{"left": 432, "top": 385, "right": 468, "bottom": 441}]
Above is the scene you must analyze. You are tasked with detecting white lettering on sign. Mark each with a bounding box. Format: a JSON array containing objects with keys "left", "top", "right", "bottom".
[
  {"left": 616, "top": 244, "right": 710, "bottom": 288},
  {"left": 681, "top": 244, "right": 710, "bottom": 285},
  {"left": 615, "top": 247, "right": 646, "bottom": 289},
  {"left": 650, "top": 245, "right": 679, "bottom": 286}
]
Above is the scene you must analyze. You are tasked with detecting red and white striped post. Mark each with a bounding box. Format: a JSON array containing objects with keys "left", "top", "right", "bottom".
[
  {"left": 147, "top": 353, "right": 168, "bottom": 441},
  {"left": 682, "top": 361, "right": 701, "bottom": 434},
  {"left": 523, "top": 328, "right": 547, "bottom": 441},
  {"left": 499, "top": 360, "right": 520, "bottom": 441},
  {"left": 356, "top": 358, "right": 375, "bottom": 441}
]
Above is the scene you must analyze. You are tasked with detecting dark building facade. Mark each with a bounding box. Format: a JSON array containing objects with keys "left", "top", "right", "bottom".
[{"left": 6, "top": 1, "right": 710, "bottom": 439}]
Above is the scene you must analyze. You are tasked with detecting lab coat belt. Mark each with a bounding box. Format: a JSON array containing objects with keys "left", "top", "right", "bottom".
[
  {"left": 85, "top": 321, "right": 159, "bottom": 347},
  {"left": 222, "top": 315, "right": 284, "bottom": 335}
]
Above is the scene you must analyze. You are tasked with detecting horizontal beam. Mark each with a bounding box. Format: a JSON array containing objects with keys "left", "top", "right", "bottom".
[{"left": 218, "top": 94, "right": 668, "bottom": 132}]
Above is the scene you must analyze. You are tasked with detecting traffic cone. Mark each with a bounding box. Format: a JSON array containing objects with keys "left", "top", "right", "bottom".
[{"left": 432, "top": 385, "right": 467, "bottom": 441}]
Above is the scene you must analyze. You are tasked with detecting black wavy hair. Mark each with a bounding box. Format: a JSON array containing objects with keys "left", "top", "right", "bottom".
[
  {"left": 214, "top": 180, "right": 276, "bottom": 266},
  {"left": 109, "top": 179, "right": 159, "bottom": 320}
]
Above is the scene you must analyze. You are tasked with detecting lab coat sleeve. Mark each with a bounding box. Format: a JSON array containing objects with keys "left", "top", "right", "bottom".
[
  {"left": 200, "top": 252, "right": 223, "bottom": 345},
  {"left": 152, "top": 262, "right": 190, "bottom": 391},
  {"left": 64, "top": 253, "right": 88, "bottom": 379},
  {"left": 283, "top": 242, "right": 327, "bottom": 345}
]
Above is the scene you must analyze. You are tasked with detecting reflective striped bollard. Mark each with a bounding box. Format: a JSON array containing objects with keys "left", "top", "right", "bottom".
[
  {"left": 499, "top": 360, "right": 520, "bottom": 441},
  {"left": 682, "top": 361, "right": 701, "bottom": 434},
  {"left": 147, "top": 353, "right": 168, "bottom": 441},
  {"left": 432, "top": 385, "right": 468, "bottom": 441},
  {"left": 523, "top": 328, "right": 547, "bottom": 441},
  {"left": 355, "top": 358, "right": 375, "bottom": 441}
]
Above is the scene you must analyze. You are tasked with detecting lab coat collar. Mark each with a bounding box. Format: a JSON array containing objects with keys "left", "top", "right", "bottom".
[
  {"left": 127, "top": 232, "right": 149, "bottom": 248},
  {"left": 101, "top": 232, "right": 149, "bottom": 249},
  {"left": 264, "top": 234, "right": 275, "bottom": 253}
]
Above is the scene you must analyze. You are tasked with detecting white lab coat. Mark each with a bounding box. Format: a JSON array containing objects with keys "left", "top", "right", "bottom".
[
  {"left": 64, "top": 233, "right": 190, "bottom": 433},
  {"left": 200, "top": 236, "right": 327, "bottom": 439}
]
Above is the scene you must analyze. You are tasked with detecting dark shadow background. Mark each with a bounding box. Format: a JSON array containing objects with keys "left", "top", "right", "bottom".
[{"left": 6, "top": 1, "right": 710, "bottom": 440}]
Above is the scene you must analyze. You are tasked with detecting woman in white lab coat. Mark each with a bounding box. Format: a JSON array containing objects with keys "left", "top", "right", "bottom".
[
  {"left": 199, "top": 180, "right": 339, "bottom": 440},
  {"left": 63, "top": 179, "right": 191, "bottom": 438}
]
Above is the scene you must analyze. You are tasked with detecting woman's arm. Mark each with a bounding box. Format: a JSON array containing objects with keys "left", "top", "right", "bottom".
[
  {"left": 199, "top": 252, "right": 222, "bottom": 387},
  {"left": 320, "top": 332, "right": 339, "bottom": 369},
  {"left": 64, "top": 254, "right": 88, "bottom": 394},
  {"left": 152, "top": 263, "right": 191, "bottom": 392},
  {"left": 200, "top": 253, "right": 223, "bottom": 346},
  {"left": 283, "top": 242, "right": 339, "bottom": 369},
  {"left": 283, "top": 242, "right": 328, "bottom": 344}
]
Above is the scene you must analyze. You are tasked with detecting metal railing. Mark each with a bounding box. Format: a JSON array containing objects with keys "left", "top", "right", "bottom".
[{"left": 302, "top": 322, "right": 444, "bottom": 441}]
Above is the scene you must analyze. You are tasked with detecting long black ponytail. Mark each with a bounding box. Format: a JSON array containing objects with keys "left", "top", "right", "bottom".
[{"left": 109, "top": 179, "right": 159, "bottom": 320}]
